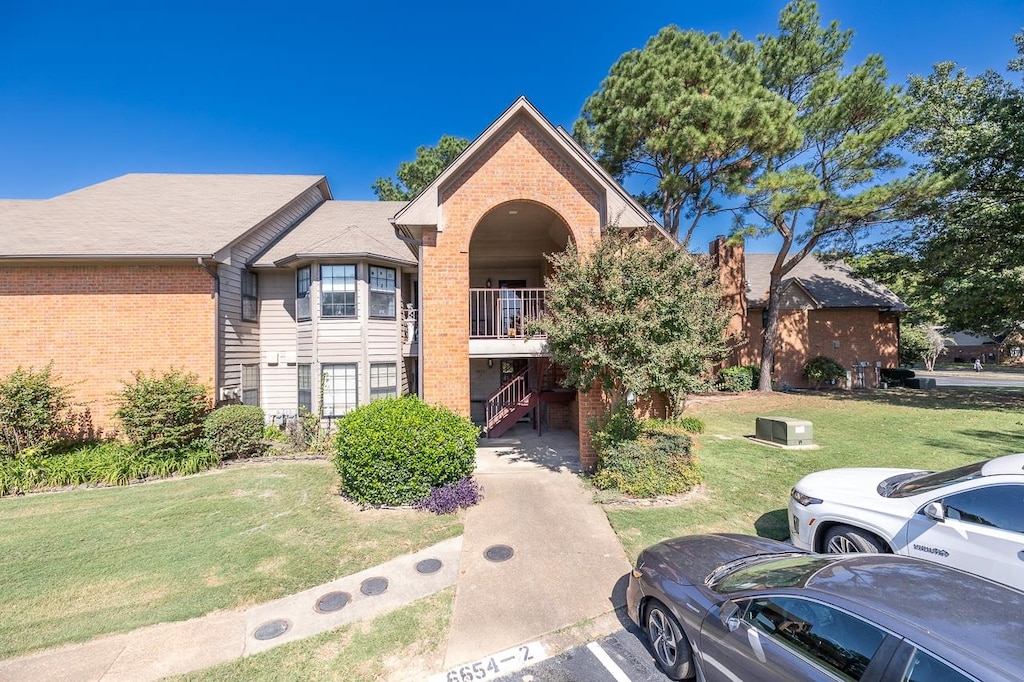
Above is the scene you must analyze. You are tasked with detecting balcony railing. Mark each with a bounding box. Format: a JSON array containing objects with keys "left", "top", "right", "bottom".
[
  {"left": 402, "top": 304, "right": 418, "bottom": 345},
  {"left": 470, "top": 288, "right": 546, "bottom": 339}
]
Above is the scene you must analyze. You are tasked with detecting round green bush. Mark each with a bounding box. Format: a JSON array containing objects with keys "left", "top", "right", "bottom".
[
  {"left": 204, "top": 405, "right": 266, "bottom": 459},
  {"left": 804, "top": 356, "right": 847, "bottom": 384},
  {"left": 333, "top": 396, "right": 479, "bottom": 506}
]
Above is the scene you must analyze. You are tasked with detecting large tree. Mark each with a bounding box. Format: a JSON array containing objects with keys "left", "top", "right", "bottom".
[
  {"left": 372, "top": 135, "right": 469, "bottom": 201},
  {"left": 533, "top": 227, "right": 729, "bottom": 416},
  {"left": 737, "top": 0, "right": 944, "bottom": 390},
  {"left": 574, "top": 26, "right": 799, "bottom": 247}
]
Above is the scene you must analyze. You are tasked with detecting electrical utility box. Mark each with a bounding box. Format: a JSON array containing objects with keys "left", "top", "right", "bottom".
[{"left": 756, "top": 417, "right": 814, "bottom": 446}]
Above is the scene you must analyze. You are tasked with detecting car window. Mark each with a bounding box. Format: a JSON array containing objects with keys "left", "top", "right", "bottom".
[
  {"left": 900, "top": 647, "right": 977, "bottom": 682},
  {"left": 744, "top": 597, "right": 886, "bottom": 681},
  {"left": 892, "top": 461, "right": 984, "bottom": 498},
  {"left": 942, "top": 485, "right": 1024, "bottom": 533}
]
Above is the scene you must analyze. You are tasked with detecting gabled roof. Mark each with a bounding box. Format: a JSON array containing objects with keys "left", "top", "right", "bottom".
[
  {"left": 251, "top": 201, "right": 415, "bottom": 268},
  {"left": 0, "top": 173, "right": 327, "bottom": 260},
  {"left": 745, "top": 253, "right": 908, "bottom": 312},
  {"left": 392, "top": 96, "right": 668, "bottom": 238}
]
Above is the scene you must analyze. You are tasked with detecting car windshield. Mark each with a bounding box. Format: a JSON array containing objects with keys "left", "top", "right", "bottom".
[
  {"left": 890, "top": 460, "right": 985, "bottom": 498},
  {"left": 709, "top": 555, "right": 837, "bottom": 594}
]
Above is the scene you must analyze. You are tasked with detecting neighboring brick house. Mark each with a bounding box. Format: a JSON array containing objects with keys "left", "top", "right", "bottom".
[
  {"left": 1, "top": 97, "right": 905, "bottom": 466},
  {"left": 712, "top": 238, "right": 907, "bottom": 388}
]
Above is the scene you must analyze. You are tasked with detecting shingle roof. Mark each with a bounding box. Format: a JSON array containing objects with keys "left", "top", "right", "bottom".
[
  {"left": 745, "top": 253, "right": 908, "bottom": 311},
  {"left": 0, "top": 173, "right": 325, "bottom": 258},
  {"left": 252, "top": 201, "right": 415, "bottom": 267}
]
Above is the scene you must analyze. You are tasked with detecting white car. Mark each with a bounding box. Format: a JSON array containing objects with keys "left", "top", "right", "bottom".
[{"left": 789, "top": 453, "right": 1024, "bottom": 591}]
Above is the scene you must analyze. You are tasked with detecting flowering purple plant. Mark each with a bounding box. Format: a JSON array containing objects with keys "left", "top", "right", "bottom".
[{"left": 416, "top": 477, "right": 482, "bottom": 515}]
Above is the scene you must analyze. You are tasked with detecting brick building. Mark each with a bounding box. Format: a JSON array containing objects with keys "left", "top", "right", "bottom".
[{"left": 1, "top": 97, "right": 904, "bottom": 466}]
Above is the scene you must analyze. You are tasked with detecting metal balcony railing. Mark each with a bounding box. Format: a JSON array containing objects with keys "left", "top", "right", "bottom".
[
  {"left": 469, "top": 288, "right": 546, "bottom": 339},
  {"left": 402, "top": 304, "right": 418, "bottom": 344}
]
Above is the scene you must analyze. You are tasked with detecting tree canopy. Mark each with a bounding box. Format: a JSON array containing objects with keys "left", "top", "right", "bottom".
[
  {"left": 372, "top": 135, "right": 469, "bottom": 201},
  {"left": 532, "top": 227, "right": 729, "bottom": 415}
]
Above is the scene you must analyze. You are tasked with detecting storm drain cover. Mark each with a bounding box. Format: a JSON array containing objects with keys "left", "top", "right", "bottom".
[
  {"left": 360, "top": 577, "right": 389, "bottom": 596},
  {"left": 484, "top": 544, "right": 515, "bottom": 562},
  {"left": 415, "top": 558, "right": 443, "bottom": 574},
  {"left": 314, "top": 591, "right": 351, "bottom": 613},
  {"left": 253, "top": 619, "right": 290, "bottom": 640}
]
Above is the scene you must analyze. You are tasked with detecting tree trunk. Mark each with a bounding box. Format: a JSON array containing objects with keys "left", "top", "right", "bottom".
[{"left": 757, "top": 272, "right": 785, "bottom": 392}]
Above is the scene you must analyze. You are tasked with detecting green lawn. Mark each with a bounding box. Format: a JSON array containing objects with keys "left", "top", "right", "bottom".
[
  {"left": 606, "top": 387, "right": 1024, "bottom": 559},
  {"left": 0, "top": 461, "right": 461, "bottom": 660}
]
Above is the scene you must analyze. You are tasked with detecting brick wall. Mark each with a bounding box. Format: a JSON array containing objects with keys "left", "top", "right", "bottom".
[
  {"left": 421, "top": 114, "right": 604, "bottom": 462},
  {"left": 0, "top": 264, "right": 216, "bottom": 431}
]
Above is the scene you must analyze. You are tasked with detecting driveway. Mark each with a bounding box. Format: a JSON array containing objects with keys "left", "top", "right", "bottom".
[{"left": 913, "top": 368, "right": 1024, "bottom": 388}]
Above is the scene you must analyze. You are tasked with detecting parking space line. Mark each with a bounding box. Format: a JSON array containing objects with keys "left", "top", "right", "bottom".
[{"left": 587, "top": 641, "right": 632, "bottom": 682}]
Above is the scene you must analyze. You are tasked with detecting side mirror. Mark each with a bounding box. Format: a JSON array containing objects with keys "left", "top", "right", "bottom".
[
  {"left": 719, "top": 600, "right": 741, "bottom": 631},
  {"left": 923, "top": 501, "right": 945, "bottom": 522}
]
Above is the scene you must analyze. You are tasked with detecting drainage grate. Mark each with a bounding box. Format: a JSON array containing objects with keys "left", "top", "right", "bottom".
[
  {"left": 253, "top": 619, "right": 290, "bottom": 641},
  {"left": 415, "top": 558, "right": 443, "bottom": 574},
  {"left": 314, "top": 591, "right": 351, "bottom": 613},
  {"left": 484, "top": 544, "right": 515, "bottom": 562},
  {"left": 360, "top": 577, "right": 389, "bottom": 596}
]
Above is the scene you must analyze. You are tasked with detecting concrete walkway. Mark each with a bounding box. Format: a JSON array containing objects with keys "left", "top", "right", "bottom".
[{"left": 442, "top": 425, "right": 632, "bottom": 668}]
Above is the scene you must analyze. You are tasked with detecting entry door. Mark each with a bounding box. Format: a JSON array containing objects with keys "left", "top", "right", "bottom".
[{"left": 499, "top": 280, "right": 526, "bottom": 337}]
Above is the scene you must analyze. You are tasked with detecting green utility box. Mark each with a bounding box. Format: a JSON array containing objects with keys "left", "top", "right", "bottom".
[{"left": 756, "top": 417, "right": 814, "bottom": 446}]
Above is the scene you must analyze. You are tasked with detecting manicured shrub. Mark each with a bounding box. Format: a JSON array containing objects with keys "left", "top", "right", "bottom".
[
  {"left": 416, "top": 477, "right": 482, "bottom": 515},
  {"left": 204, "top": 405, "right": 266, "bottom": 459},
  {"left": 113, "top": 370, "right": 210, "bottom": 454},
  {"left": 716, "top": 365, "right": 756, "bottom": 392},
  {"left": 804, "top": 356, "right": 847, "bottom": 386},
  {"left": 0, "top": 364, "right": 73, "bottom": 456},
  {"left": 332, "top": 396, "right": 479, "bottom": 506},
  {"left": 589, "top": 400, "right": 641, "bottom": 458},
  {"left": 593, "top": 430, "right": 702, "bottom": 498}
]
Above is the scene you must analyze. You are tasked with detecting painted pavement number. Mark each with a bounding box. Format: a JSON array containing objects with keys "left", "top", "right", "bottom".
[{"left": 430, "top": 641, "right": 548, "bottom": 682}]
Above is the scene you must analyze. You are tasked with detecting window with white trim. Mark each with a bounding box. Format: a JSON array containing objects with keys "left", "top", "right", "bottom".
[
  {"left": 321, "top": 264, "right": 356, "bottom": 318},
  {"left": 321, "top": 364, "right": 357, "bottom": 416},
  {"left": 297, "top": 364, "right": 312, "bottom": 413},
  {"left": 370, "top": 363, "right": 397, "bottom": 400},
  {"left": 242, "top": 270, "right": 258, "bottom": 321},
  {"left": 369, "top": 266, "right": 396, "bottom": 318},
  {"left": 241, "top": 364, "right": 259, "bottom": 406},
  {"left": 296, "top": 266, "right": 311, "bottom": 321}
]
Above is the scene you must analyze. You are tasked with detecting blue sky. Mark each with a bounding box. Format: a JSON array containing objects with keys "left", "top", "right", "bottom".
[{"left": 1, "top": 1, "right": 1020, "bottom": 249}]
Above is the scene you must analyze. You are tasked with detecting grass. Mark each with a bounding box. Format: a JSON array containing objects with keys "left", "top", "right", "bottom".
[
  {"left": 173, "top": 587, "right": 455, "bottom": 682},
  {"left": 0, "top": 461, "right": 461, "bottom": 660},
  {"left": 606, "top": 387, "right": 1024, "bottom": 559}
]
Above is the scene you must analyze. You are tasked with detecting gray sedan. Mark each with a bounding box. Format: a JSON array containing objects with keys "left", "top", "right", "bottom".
[{"left": 627, "top": 533, "right": 1024, "bottom": 681}]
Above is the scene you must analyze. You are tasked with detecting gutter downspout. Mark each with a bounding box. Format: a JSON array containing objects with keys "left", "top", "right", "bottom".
[{"left": 198, "top": 257, "right": 221, "bottom": 403}]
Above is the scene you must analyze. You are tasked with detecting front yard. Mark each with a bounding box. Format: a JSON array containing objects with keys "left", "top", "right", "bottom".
[{"left": 606, "top": 387, "right": 1024, "bottom": 559}]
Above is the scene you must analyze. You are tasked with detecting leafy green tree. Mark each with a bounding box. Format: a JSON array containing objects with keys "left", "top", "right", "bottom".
[
  {"left": 901, "top": 33, "right": 1024, "bottom": 335},
  {"left": 371, "top": 135, "right": 469, "bottom": 201},
  {"left": 574, "top": 26, "right": 799, "bottom": 246},
  {"left": 847, "top": 249, "right": 942, "bottom": 326},
  {"left": 532, "top": 227, "right": 729, "bottom": 415},
  {"left": 737, "top": 0, "right": 945, "bottom": 390}
]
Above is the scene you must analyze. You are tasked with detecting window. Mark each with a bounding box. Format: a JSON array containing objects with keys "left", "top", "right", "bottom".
[
  {"left": 370, "top": 363, "right": 397, "bottom": 400},
  {"left": 942, "top": 485, "right": 1024, "bottom": 533},
  {"left": 369, "top": 266, "right": 396, "bottom": 318},
  {"left": 321, "top": 265, "right": 356, "bottom": 317},
  {"left": 321, "top": 364, "right": 357, "bottom": 416},
  {"left": 296, "top": 266, "right": 311, "bottom": 321},
  {"left": 241, "top": 364, "right": 259, "bottom": 406},
  {"left": 297, "top": 364, "right": 312, "bottom": 413},
  {"left": 242, "top": 270, "right": 258, "bottom": 321},
  {"left": 744, "top": 597, "right": 886, "bottom": 680},
  {"left": 901, "top": 648, "right": 975, "bottom": 682}
]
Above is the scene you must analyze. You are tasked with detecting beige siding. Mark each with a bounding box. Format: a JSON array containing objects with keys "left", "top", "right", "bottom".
[
  {"left": 259, "top": 270, "right": 299, "bottom": 416},
  {"left": 220, "top": 185, "right": 325, "bottom": 396}
]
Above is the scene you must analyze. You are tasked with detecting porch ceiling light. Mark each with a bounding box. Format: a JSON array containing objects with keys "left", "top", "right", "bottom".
[{"left": 508, "top": 209, "right": 518, "bottom": 215}]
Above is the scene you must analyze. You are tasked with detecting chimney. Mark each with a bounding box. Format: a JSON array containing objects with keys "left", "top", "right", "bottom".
[{"left": 709, "top": 236, "right": 747, "bottom": 347}]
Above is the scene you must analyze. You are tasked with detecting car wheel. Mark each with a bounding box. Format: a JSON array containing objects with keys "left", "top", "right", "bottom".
[
  {"left": 645, "top": 600, "right": 695, "bottom": 680},
  {"left": 823, "top": 524, "right": 886, "bottom": 553}
]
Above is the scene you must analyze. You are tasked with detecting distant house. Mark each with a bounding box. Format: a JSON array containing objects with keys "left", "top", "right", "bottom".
[
  {"left": 0, "top": 97, "right": 906, "bottom": 468},
  {"left": 712, "top": 238, "right": 908, "bottom": 388}
]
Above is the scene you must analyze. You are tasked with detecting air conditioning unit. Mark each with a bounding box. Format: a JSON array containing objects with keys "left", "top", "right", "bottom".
[
  {"left": 755, "top": 417, "right": 814, "bottom": 446},
  {"left": 264, "top": 352, "right": 280, "bottom": 365},
  {"left": 219, "top": 386, "right": 240, "bottom": 401}
]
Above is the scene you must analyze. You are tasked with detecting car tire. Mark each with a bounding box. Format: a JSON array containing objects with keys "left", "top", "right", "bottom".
[
  {"left": 645, "top": 599, "right": 695, "bottom": 680},
  {"left": 823, "top": 524, "right": 887, "bottom": 554}
]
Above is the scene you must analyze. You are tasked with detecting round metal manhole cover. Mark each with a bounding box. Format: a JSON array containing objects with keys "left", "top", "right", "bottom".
[
  {"left": 314, "top": 591, "right": 351, "bottom": 613},
  {"left": 360, "top": 577, "right": 389, "bottom": 596},
  {"left": 484, "top": 544, "right": 515, "bottom": 562},
  {"left": 415, "top": 558, "right": 443, "bottom": 574},
  {"left": 253, "top": 619, "right": 290, "bottom": 640}
]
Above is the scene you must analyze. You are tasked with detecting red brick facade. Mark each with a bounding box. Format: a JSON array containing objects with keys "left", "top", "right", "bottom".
[{"left": 0, "top": 264, "right": 216, "bottom": 431}]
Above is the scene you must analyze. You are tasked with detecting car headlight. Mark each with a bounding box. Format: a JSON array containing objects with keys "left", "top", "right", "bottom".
[{"left": 791, "top": 488, "right": 822, "bottom": 506}]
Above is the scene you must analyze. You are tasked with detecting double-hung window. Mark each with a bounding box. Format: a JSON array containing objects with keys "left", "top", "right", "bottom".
[
  {"left": 321, "top": 265, "right": 356, "bottom": 318},
  {"left": 241, "top": 364, "right": 259, "bottom": 406},
  {"left": 369, "top": 266, "right": 396, "bottom": 319},
  {"left": 296, "top": 266, "right": 311, "bottom": 321},
  {"left": 241, "top": 270, "right": 258, "bottom": 321},
  {"left": 297, "top": 364, "right": 312, "bottom": 413},
  {"left": 321, "top": 364, "right": 357, "bottom": 417},
  {"left": 370, "top": 363, "right": 397, "bottom": 401}
]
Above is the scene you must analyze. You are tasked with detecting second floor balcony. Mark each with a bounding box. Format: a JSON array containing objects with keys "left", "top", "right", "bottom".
[{"left": 469, "top": 287, "right": 546, "bottom": 339}]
